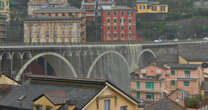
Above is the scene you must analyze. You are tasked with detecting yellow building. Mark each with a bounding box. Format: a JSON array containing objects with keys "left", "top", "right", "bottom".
[
  {"left": 24, "top": 5, "right": 86, "bottom": 43},
  {"left": 0, "top": 15, "right": 7, "bottom": 41},
  {"left": 136, "top": 0, "right": 168, "bottom": 14},
  {"left": 0, "top": 0, "right": 9, "bottom": 22},
  {"left": 33, "top": 81, "right": 138, "bottom": 110}
]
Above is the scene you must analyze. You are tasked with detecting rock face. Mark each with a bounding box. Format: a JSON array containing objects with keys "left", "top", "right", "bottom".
[{"left": 193, "top": 0, "right": 208, "bottom": 8}]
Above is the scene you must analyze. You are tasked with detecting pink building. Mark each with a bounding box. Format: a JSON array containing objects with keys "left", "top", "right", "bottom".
[
  {"left": 165, "top": 64, "right": 204, "bottom": 95},
  {"left": 131, "top": 64, "right": 167, "bottom": 102},
  {"left": 131, "top": 64, "right": 204, "bottom": 103}
]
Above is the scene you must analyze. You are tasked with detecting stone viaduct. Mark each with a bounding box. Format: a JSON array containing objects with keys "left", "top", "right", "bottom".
[{"left": 0, "top": 42, "right": 187, "bottom": 92}]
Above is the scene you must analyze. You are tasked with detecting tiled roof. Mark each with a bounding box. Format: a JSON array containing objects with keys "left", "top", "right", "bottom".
[
  {"left": 0, "top": 75, "right": 106, "bottom": 110},
  {"left": 36, "top": 6, "right": 81, "bottom": 12},
  {"left": 144, "top": 97, "right": 186, "bottom": 110},
  {"left": 179, "top": 44, "right": 208, "bottom": 61},
  {"left": 166, "top": 64, "right": 200, "bottom": 69},
  {"left": 24, "top": 16, "right": 81, "bottom": 21},
  {"left": 0, "top": 75, "right": 137, "bottom": 110},
  {"left": 101, "top": 5, "right": 132, "bottom": 10}
]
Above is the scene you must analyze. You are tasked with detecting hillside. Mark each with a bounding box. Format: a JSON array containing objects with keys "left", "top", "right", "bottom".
[{"left": 6, "top": 0, "right": 208, "bottom": 42}]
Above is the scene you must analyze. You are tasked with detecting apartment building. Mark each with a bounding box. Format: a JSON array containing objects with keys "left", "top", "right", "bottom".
[
  {"left": 165, "top": 64, "right": 204, "bottom": 95},
  {"left": 131, "top": 64, "right": 167, "bottom": 102},
  {"left": 100, "top": 5, "right": 137, "bottom": 42},
  {"left": 24, "top": 5, "right": 86, "bottom": 43}
]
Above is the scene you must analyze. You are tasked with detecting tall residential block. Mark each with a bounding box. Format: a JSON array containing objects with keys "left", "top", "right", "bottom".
[{"left": 101, "top": 6, "right": 137, "bottom": 42}]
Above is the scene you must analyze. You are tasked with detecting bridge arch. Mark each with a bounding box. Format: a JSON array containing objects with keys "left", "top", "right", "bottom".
[
  {"left": 137, "top": 49, "right": 157, "bottom": 67},
  {"left": 16, "top": 52, "right": 77, "bottom": 81},
  {"left": 87, "top": 51, "right": 130, "bottom": 78}
]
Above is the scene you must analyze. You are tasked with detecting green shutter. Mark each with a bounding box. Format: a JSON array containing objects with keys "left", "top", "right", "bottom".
[
  {"left": 171, "top": 80, "right": 175, "bottom": 86},
  {"left": 185, "top": 71, "right": 190, "bottom": 77},
  {"left": 152, "top": 94, "right": 155, "bottom": 100},
  {"left": 160, "top": 81, "right": 162, "bottom": 88},
  {"left": 136, "top": 82, "right": 140, "bottom": 89},
  {"left": 146, "top": 82, "right": 154, "bottom": 90},
  {"left": 137, "top": 92, "right": 140, "bottom": 100},
  {"left": 184, "top": 81, "right": 190, "bottom": 86},
  {"left": 171, "top": 70, "right": 175, "bottom": 75}
]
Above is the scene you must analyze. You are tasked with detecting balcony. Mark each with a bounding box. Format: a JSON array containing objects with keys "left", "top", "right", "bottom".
[{"left": 131, "top": 88, "right": 162, "bottom": 93}]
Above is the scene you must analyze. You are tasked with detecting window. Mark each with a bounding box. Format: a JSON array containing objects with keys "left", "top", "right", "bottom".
[
  {"left": 104, "top": 99, "right": 110, "bottom": 110},
  {"left": 121, "top": 33, "right": 124, "bottom": 39},
  {"left": 107, "top": 33, "right": 111, "bottom": 40},
  {"left": 128, "top": 19, "right": 132, "bottom": 23},
  {"left": 184, "top": 81, "right": 190, "bottom": 86},
  {"left": 140, "top": 5, "right": 145, "bottom": 10},
  {"left": 185, "top": 71, "right": 190, "bottom": 78},
  {"left": 107, "top": 26, "right": 110, "bottom": 30},
  {"left": 137, "top": 92, "right": 140, "bottom": 100},
  {"left": 46, "top": 105, "right": 53, "bottom": 110},
  {"left": 128, "top": 33, "right": 132, "bottom": 40},
  {"left": 35, "top": 104, "right": 42, "bottom": 110},
  {"left": 62, "top": 13, "right": 65, "bottom": 16},
  {"left": 146, "top": 82, "right": 154, "bottom": 90},
  {"left": 128, "top": 11, "right": 132, "bottom": 16},
  {"left": 171, "top": 80, "right": 175, "bottom": 86},
  {"left": 55, "top": 13, "right": 58, "bottom": 16},
  {"left": 128, "top": 26, "right": 132, "bottom": 30},
  {"left": 146, "top": 93, "right": 154, "bottom": 100},
  {"left": 120, "top": 18, "right": 124, "bottom": 23},
  {"left": 114, "top": 26, "right": 117, "bottom": 30},
  {"left": 114, "top": 18, "right": 117, "bottom": 23},
  {"left": 136, "top": 82, "right": 140, "bottom": 89},
  {"left": 161, "top": 6, "right": 166, "bottom": 11},
  {"left": 120, "top": 106, "right": 127, "bottom": 110},
  {"left": 69, "top": 13, "right": 72, "bottom": 16},
  {"left": 160, "top": 81, "right": 162, "bottom": 88},
  {"left": 114, "top": 33, "right": 117, "bottom": 38},
  {"left": 114, "top": 12, "right": 117, "bottom": 16},
  {"left": 171, "top": 70, "right": 175, "bottom": 75},
  {"left": 121, "top": 26, "right": 124, "bottom": 30},
  {"left": 121, "top": 11, "right": 124, "bottom": 16},
  {"left": 107, "top": 18, "right": 110, "bottom": 23},
  {"left": 107, "top": 12, "right": 111, "bottom": 16},
  {"left": 49, "top": 13, "right": 51, "bottom": 16},
  {"left": 62, "top": 38, "right": 65, "bottom": 43},
  {"left": 152, "top": 6, "right": 157, "bottom": 11}
]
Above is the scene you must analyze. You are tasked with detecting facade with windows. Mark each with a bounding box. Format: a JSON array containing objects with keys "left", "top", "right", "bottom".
[
  {"left": 131, "top": 64, "right": 167, "bottom": 103},
  {"left": 136, "top": 0, "right": 168, "bottom": 14},
  {"left": 27, "top": 0, "right": 69, "bottom": 16},
  {"left": 101, "top": 6, "right": 137, "bottom": 42},
  {"left": 0, "top": 0, "right": 9, "bottom": 22},
  {"left": 24, "top": 5, "right": 86, "bottom": 44},
  {"left": 81, "top": 0, "right": 115, "bottom": 21},
  {"left": 165, "top": 64, "right": 204, "bottom": 95}
]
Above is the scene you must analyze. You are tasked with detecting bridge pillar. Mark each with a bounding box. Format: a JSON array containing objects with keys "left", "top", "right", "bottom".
[
  {"left": 44, "top": 59, "right": 47, "bottom": 74},
  {"left": 0, "top": 57, "right": 2, "bottom": 73}
]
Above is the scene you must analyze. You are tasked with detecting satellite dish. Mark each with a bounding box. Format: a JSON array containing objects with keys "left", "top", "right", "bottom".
[{"left": 202, "top": 63, "right": 208, "bottom": 68}]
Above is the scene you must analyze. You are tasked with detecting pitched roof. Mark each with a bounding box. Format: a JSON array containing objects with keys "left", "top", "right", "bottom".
[
  {"left": 0, "top": 75, "right": 106, "bottom": 110},
  {"left": 144, "top": 97, "right": 186, "bottom": 110},
  {"left": 0, "top": 75, "right": 137, "bottom": 110},
  {"left": 166, "top": 64, "right": 200, "bottom": 70}
]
